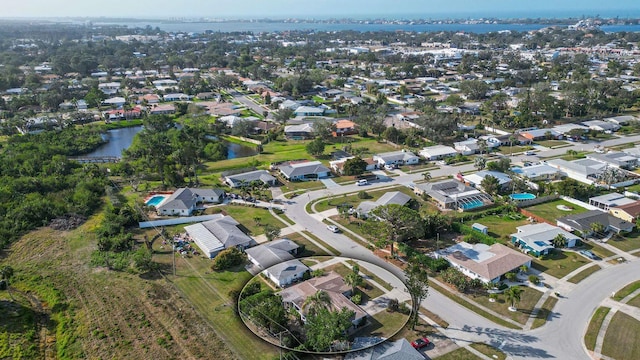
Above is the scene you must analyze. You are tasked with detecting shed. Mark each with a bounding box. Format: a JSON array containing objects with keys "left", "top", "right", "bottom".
[{"left": 472, "top": 223, "right": 488, "bottom": 235}]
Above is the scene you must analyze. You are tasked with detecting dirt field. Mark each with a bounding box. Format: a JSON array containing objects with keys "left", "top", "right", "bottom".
[{"left": 0, "top": 216, "right": 237, "bottom": 360}]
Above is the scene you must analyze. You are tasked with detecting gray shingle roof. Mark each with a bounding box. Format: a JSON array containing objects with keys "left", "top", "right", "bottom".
[
  {"left": 245, "top": 238, "right": 299, "bottom": 269},
  {"left": 279, "top": 161, "right": 331, "bottom": 178}
]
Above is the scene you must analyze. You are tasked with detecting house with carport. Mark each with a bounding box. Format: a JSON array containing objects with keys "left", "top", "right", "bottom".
[
  {"left": 372, "top": 150, "right": 420, "bottom": 167},
  {"left": 279, "top": 161, "right": 331, "bottom": 181},
  {"left": 419, "top": 145, "right": 458, "bottom": 161}
]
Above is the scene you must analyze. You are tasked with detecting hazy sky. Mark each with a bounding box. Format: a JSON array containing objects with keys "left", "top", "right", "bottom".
[{"left": 3, "top": 0, "right": 639, "bottom": 18}]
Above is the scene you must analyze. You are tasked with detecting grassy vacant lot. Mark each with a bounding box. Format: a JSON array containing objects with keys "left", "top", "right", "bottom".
[
  {"left": 524, "top": 199, "right": 588, "bottom": 223},
  {"left": 602, "top": 312, "right": 640, "bottom": 359},
  {"left": 584, "top": 307, "right": 611, "bottom": 351},
  {"left": 531, "top": 296, "right": 559, "bottom": 329},
  {"left": 568, "top": 265, "right": 602, "bottom": 284},
  {"left": 436, "top": 347, "right": 482, "bottom": 360},
  {"left": 152, "top": 239, "right": 277, "bottom": 360},
  {"left": 1, "top": 214, "right": 242, "bottom": 360},
  {"left": 314, "top": 188, "right": 391, "bottom": 212},
  {"left": 204, "top": 204, "right": 285, "bottom": 236},
  {"left": 471, "top": 214, "right": 530, "bottom": 243},
  {"left": 532, "top": 250, "right": 592, "bottom": 279},
  {"left": 470, "top": 343, "right": 506, "bottom": 360},
  {"left": 608, "top": 231, "right": 640, "bottom": 253},
  {"left": 470, "top": 286, "right": 544, "bottom": 325},
  {"left": 612, "top": 281, "right": 640, "bottom": 301}
]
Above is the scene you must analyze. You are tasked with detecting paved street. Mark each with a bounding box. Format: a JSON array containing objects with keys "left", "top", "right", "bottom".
[{"left": 274, "top": 133, "right": 640, "bottom": 359}]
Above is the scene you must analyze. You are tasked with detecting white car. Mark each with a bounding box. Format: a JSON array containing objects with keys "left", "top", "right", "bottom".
[{"left": 327, "top": 225, "right": 340, "bottom": 233}]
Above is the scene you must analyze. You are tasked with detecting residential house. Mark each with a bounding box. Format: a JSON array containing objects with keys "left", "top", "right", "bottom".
[
  {"left": 519, "top": 129, "right": 562, "bottom": 141},
  {"left": 279, "top": 161, "right": 331, "bottom": 181},
  {"left": 245, "top": 238, "right": 302, "bottom": 271},
  {"left": 557, "top": 210, "right": 634, "bottom": 235},
  {"left": 156, "top": 188, "right": 226, "bottom": 216},
  {"left": 610, "top": 201, "right": 640, "bottom": 223},
  {"left": 345, "top": 338, "right": 424, "bottom": 360},
  {"left": 333, "top": 119, "right": 358, "bottom": 136},
  {"left": 356, "top": 191, "right": 412, "bottom": 218},
  {"left": 582, "top": 120, "right": 620, "bottom": 132},
  {"left": 546, "top": 158, "right": 608, "bottom": 185},
  {"left": 515, "top": 164, "right": 563, "bottom": 181},
  {"left": 552, "top": 123, "right": 589, "bottom": 136},
  {"left": 140, "top": 93, "right": 160, "bottom": 104},
  {"left": 184, "top": 215, "right": 257, "bottom": 258},
  {"left": 279, "top": 271, "right": 368, "bottom": 328},
  {"left": 284, "top": 123, "right": 314, "bottom": 139},
  {"left": 414, "top": 179, "right": 492, "bottom": 211},
  {"left": 224, "top": 170, "right": 277, "bottom": 188},
  {"left": 294, "top": 106, "right": 325, "bottom": 117},
  {"left": 164, "top": 93, "right": 191, "bottom": 101},
  {"left": 279, "top": 99, "right": 301, "bottom": 110},
  {"left": 589, "top": 193, "right": 637, "bottom": 211},
  {"left": 104, "top": 107, "right": 143, "bottom": 120},
  {"left": 262, "top": 259, "right": 310, "bottom": 288},
  {"left": 330, "top": 157, "right": 377, "bottom": 175},
  {"left": 418, "top": 145, "right": 458, "bottom": 161},
  {"left": 435, "top": 242, "right": 532, "bottom": 284},
  {"left": 102, "top": 97, "right": 127, "bottom": 107},
  {"left": 605, "top": 115, "right": 637, "bottom": 126},
  {"left": 152, "top": 79, "right": 178, "bottom": 90},
  {"left": 587, "top": 152, "right": 639, "bottom": 170},
  {"left": 453, "top": 139, "right": 479, "bottom": 155},
  {"left": 511, "top": 223, "right": 580, "bottom": 257},
  {"left": 149, "top": 104, "right": 176, "bottom": 115},
  {"left": 76, "top": 100, "right": 88, "bottom": 111},
  {"left": 372, "top": 150, "right": 420, "bottom": 167},
  {"left": 463, "top": 171, "right": 512, "bottom": 190}
]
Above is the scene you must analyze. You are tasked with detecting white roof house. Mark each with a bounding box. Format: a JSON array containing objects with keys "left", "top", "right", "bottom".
[
  {"left": 582, "top": 120, "right": 620, "bottom": 132},
  {"left": 185, "top": 215, "right": 256, "bottom": 258},
  {"left": 263, "top": 259, "right": 310, "bottom": 288},
  {"left": 589, "top": 193, "right": 637, "bottom": 211},
  {"left": 102, "top": 97, "right": 126, "bottom": 107},
  {"left": 418, "top": 145, "right": 458, "bottom": 160},
  {"left": 587, "top": 152, "right": 639, "bottom": 170},
  {"left": 546, "top": 158, "right": 608, "bottom": 185},
  {"left": 372, "top": 150, "right": 420, "bottom": 166},
  {"left": 294, "top": 106, "right": 325, "bottom": 116},
  {"left": 463, "top": 171, "right": 512, "bottom": 189},
  {"left": 516, "top": 164, "right": 563, "bottom": 181},
  {"left": 511, "top": 223, "right": 580, "bottom": 257}
]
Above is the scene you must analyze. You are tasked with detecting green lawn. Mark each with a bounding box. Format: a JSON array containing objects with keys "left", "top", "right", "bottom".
[
  {"left": 626, "top": 293, "right": 640, "bottom": 309},
  {"left": 313, "top": 188, "right": 390, "bottom": 213},
  {"left": 602, "top": 312, "right": 640, "bottom": 360},
  {"left": 470, "top": 214, "right": 530, "bottom": 243},
  {"left": 499, "top": 145, "right": 533, "bottom": 155},
  {"left": 536, "top": 140, "right": 569, "bottom": 148},
  {"left": 532, "top": 250, "right": 592, "bottom": 279},
  {"left": 346, "top": 260, "right": 394, "bottom": 291},
  {"left": 568, "top": 265, "right": 602, "bottom": 284},
  {"left": 584, "top": 307, "right": 611, "bottom": 351},
  {"left": 302, "top": 231, "right": 341, "bottom": 256},
  {"left": 285, "top": 232, "right": 331, "bottom": 257},
  {"left": 470, "top": 343, "right": 506, "bottom": 360},
  {"left": 204, "top": 204, "right": 285, "bottom": 236},
  {"left": 363, "top": 310, "right": 410, "bottom": 339},
  {"left": 524, "top": 199, "right": 588, "bottom": 223},
  {"left": 531, "top": 296, "right": 558, "bottom": 329},
  {"left": 612, "top": 281, "right": 640, "bottom": 301},
  {"left": 435, "top": 348, "right": 482, "bottom": 360},
  {"left": 608, "top": 231, "right": 640, "bottom": 253},
  {"left": 581, "top": 243, "right": 616, "bottom": 259},
  {"left": 470, "top": 286, "right": 544, "bottom": 325}
]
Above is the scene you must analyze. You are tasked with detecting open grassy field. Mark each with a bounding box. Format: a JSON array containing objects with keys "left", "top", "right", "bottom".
[
  {"left": 469, "top": 286, "right": 544, "bottom": 325},
  {"left": 532, "top": 250, "right": 592, "bottom": 279},
  {"left": 0, "top": 216, "right": 242, "bottom": 360},
  {"left": 584, "top": 307, "right": 611, "bottom": 351},
  {"left": 531, "top": 296, "right": 558, "bottom": 329},
  {"left": 602, "top": 312, "right": 640, "bottom": 359},
  {"left": 523, "top": 199, "right": 588, "bottom": 223}
]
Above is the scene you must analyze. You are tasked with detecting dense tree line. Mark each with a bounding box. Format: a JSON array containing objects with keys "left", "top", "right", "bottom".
[{"left": 0, "top": 127, "right": 108, "bottom": 250}]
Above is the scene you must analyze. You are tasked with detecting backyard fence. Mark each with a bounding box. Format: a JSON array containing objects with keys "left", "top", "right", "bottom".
[{"left": 515, "top": 194, "right": 559, "bottom": 208}]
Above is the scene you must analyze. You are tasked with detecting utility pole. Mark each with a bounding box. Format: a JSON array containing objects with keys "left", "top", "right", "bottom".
[{"left": 172, "top": 242, "right": 176, "bottom": 276}]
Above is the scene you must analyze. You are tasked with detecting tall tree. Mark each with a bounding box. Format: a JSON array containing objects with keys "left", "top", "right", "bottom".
[
  {"left": 404, "top": 262, "right": 429, "bottom": 330},
  {"left": 344, "top": 264, "right": 364, "bottom": 293},
  {"left": 551, "top": 233, "right": 566, "bottom": 248},
  {"left": 480, "top": 175, "right": 500, "bottom": 196},
  {"left": 505, "top": 286, "right": 523, "bottom": 310},
  {"left": 474, "top": 156, "right": 487, "bottom": 171},
  {"left": 370, "top": 204, "right": 424, "bottom": 256},
  {"left": 306, "top": 138, "right": 326, "bottom": 157},
  {"left": 342, "top": 157, "right": 367, "bottom": 176}
]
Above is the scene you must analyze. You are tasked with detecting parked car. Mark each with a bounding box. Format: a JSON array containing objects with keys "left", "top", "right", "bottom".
[
  {"left": 327, "top": 225, "right": 340, "bottom": 233},
  {"left": 524, "top": 151, "right": 535, "bottom": 156},
  {"left": 411, "top": 337, "right": 430, "bottom": 349},
  {"left": 384, "top": 164, "right": 396, "bottom": 171},
  {"left": 357, "top": 179, "right": 368, "bottom": 186},
  {"left": 579, "top": 250, "right": 599, "bottom": 260}
]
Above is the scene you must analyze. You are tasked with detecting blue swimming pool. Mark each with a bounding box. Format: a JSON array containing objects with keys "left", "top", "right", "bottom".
[
  {"left": 146, "top": 195, "right": 167, "bottom": 207},
  {"left": 510, "top": 167, "right": 523, "bottom": 174},
  {"left": 510, "top": 193, "right": 536, "bottom": 201},
  {"left": 460, "top": 200, "right": 484, "bottom": 210}
]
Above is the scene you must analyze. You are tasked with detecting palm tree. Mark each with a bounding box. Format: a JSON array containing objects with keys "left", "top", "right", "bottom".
[
  {"left": 505, "top": 286, "right": 523, "bottom": 311},
  {"left": 590, "top": 222, "right": 606, "bottom": 237},
  {"left": 302, "top": 290, "right": 331, "bottom": 315},
  {"left": 422, "top": 172, "right": 432, "bottom": 182},
  {"left": 474, "top": 156, "right": 487, "bottom": 171},
  {"left": 519, "top": 265, "right": 529, "bottom": 274},
  {"left": 551, "top": 233, "right": 567, "bottom": 248},
  {"left": 477, "top": 139, "right": 488, "bottom": 155},
  {"left": 345, "top": 266, "right": 364, "bottom": 293}
]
